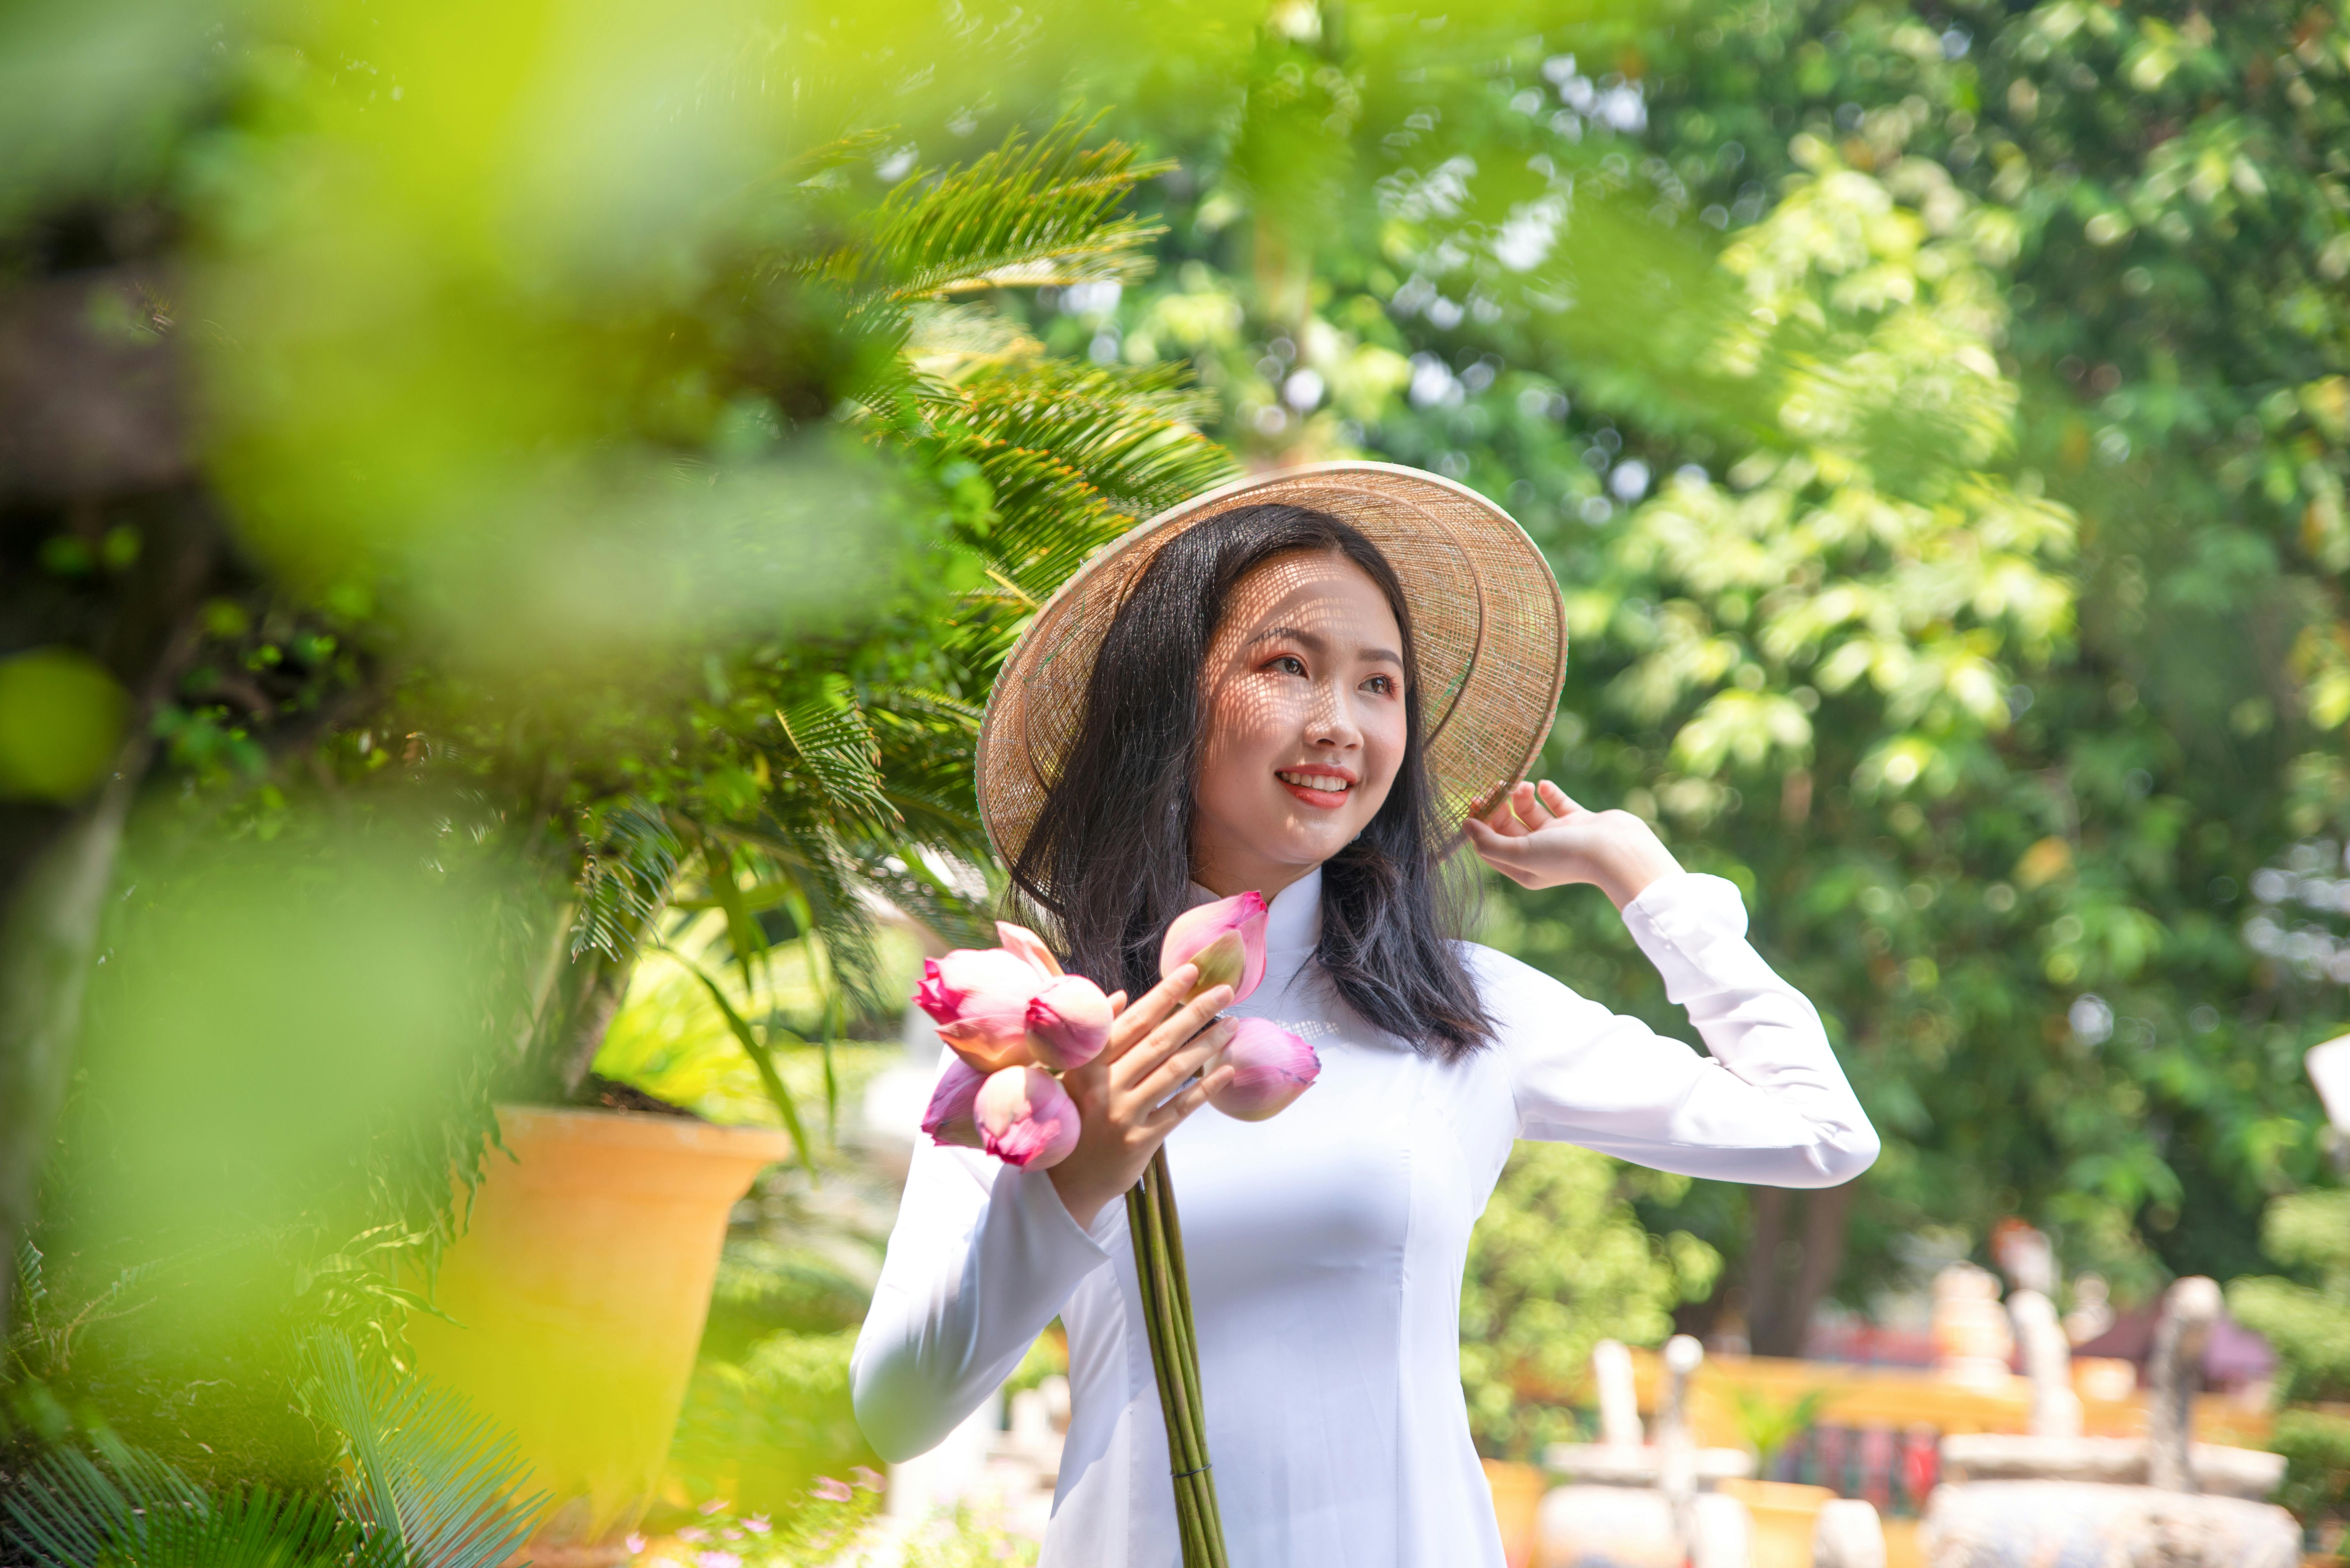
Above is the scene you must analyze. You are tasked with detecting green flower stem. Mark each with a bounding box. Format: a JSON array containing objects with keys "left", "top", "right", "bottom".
[
  {"left": 1130, "top": 1148, "right": 1227, "bottom": 1568},
  {"left": 1126, "top": 1180, "right": 1210, "bottom": 1566},
  {"left": 1151, "top": 1155, "right": 1227, "bottom": 1552}
]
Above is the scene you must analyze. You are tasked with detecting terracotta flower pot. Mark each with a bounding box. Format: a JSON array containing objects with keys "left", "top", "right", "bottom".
[{"left": 407, "top": 1106, "right": 792, "bottom": 1566}]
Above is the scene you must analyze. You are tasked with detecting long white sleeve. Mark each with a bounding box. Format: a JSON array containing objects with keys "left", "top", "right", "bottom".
[
  {"left": 850, "top": 1098, "right": 1119, "bottom": 1462},
  {"left": 1481, "top": 871, "right": 1878, "bottom": 1187}
]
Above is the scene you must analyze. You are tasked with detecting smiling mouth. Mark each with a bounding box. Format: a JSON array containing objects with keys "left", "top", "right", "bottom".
[{"left": 1276, "top": 769, "right": 1355, "bottom": 805}]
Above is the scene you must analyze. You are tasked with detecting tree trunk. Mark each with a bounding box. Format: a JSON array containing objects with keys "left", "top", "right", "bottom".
[
  {"left": 1746, "top": 1178, "right": 1859, "bottom": 1358},
  {"left": 544, "top": 945, "right": 640, "bottom": 1096}
]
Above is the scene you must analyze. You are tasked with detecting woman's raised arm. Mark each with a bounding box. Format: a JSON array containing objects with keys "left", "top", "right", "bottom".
[{"left": 1476, "top": 871, "right": 1879, "bottom": 1187}]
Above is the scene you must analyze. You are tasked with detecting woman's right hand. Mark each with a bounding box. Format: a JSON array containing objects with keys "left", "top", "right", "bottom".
[{"left": 1047, "top": 964, "right": 1237, "bottom": 1229}]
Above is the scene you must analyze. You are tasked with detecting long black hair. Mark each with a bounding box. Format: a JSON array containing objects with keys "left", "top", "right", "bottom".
[{"left": 1009, "top": 503, "right": 1493, "bottom": 1060}]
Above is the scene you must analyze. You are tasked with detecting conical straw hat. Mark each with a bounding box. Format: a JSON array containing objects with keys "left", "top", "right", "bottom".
[{"left": 977, "top": 461, "right": 1569, "bottom": 869}]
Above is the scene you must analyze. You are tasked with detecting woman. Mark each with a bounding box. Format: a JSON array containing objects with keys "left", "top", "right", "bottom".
[{"left": 852, "top": 464, "right": 1878, "bottom": 1567}]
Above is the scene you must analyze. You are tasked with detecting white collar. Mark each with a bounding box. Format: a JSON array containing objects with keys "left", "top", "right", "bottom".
[{"left": 1185, "top": 865, "right": 1323, "bottom": 955}]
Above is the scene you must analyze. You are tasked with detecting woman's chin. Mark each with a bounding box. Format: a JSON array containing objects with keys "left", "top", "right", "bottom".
[{"left": 1267, "top": 818, "right": 1368, "bottom": 867}]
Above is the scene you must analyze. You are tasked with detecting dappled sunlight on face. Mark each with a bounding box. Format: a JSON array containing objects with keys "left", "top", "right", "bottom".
[{"left": 1191, "top": 551, "right": 1407, "bottom": 899}]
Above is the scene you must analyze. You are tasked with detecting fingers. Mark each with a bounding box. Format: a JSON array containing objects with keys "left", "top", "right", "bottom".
[
  {"left": 1537, "top": 779, "right": 1584, "bottom": 816},
  {"left": 1509, "top": 780, "right": 1557, "bottom": 832},
  {"left": 1465, "top": 814, "right": 1533, "bottom": 866},
  {"left": 1480, "top": 795, "right": 1529, "bottom": 839},
  {"left": 1106, "top": 989, "right": 1129, "bottom": 1018},
  {"left": 1144, "top": 1064, "right": 1236, "bottom": 1134},
  {"left": 1115, "top": 982, "right": 1233, "bottom": 1085},
  {"left": 1103, "top": 965, "right": 1199, "bottom": 1061},
  {"left": 1128, "top": 1011, "right": 1241, "bottom": 1109},
  {"left": 1129, "top": 1017, "right": 1232, "bottom": 1106}
]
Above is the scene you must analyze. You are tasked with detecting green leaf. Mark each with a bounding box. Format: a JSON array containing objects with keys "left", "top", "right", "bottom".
[
  {"left": 855, "top": 114, "right": 1173, "bottom": 301},
  {"left": 664, "top": 947, "right": 816, "bottom": 1179},
  {"left": 305, "top": 1332, "right": 542, "bottom": 1568},
  {"left": 776, "top": 675, "right": 896, "bottom": 830},
  {"left": 704, "top": 842, "right": 767, "bottom": 995}
]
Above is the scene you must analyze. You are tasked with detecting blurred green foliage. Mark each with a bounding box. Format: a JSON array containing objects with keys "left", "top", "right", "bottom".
[
  {"left": 1726, "top": 1384, "right": 1831, "bottom": 1474},
  {"left": 1459, "top": 1144, "right": 1720, "bottom": 1458},
  {"left": 3, "top": 1333, "right": 539, "bottom": 1568},
  {"left": 668, "top": 1330, "right": 875, "bottom": 1524},
  {"left": 2229, "top": 1189, "right": 2350, "bottom": 1406},
  {"left": 2270, "top": 1407, "right": 2350, "bottom": 1558},
  {"left": 0, "top": 652, "right": 127, "bottom": 803}
]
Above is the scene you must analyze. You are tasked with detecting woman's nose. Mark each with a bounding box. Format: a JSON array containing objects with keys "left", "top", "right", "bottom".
[{"left": 1306, "top": 683, "right": 1363, "bottom": 748}]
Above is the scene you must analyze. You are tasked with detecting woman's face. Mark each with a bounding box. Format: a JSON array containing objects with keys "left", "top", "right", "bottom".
[{"left": 1190, "top": 549, "right": 1408, "bottom": 899}]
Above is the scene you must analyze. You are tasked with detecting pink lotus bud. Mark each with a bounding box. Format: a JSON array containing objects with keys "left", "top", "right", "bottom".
[
  {"left": 936, "top": 1013, "right": 1038, "bottom": 1074},
  {"left": 917, "top": 945, "right": 1054, "bottom": 1071},
  {"left": 995, "top": 921, "right": 1063, "bottom": 977},
  {"left": 975, "top": 1066, "right": 1082, "bottom": 1170},
  {"left": 1160, "top": 890, "right": 1268, "bottom": 1002},
  {"left": 916, "top": 946, "right": 1050, "bottom": 1024},
  {"left": 1026, "top": 974, "right": 1113, "bottom": 1070},
  {"left": 1208, "top": 1018, "right": 1320, "bottom": 1122},
  {"left": 919, "top": 1057, "right": 987, "bottom": 1148}
]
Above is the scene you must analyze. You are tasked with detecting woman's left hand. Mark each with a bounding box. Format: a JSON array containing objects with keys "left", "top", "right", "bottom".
[{"left": 1465, "top": 780, "right": 1683, "bottom": 908}]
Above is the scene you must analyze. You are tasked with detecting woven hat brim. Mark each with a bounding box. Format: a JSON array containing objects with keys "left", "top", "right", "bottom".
[{"left": 976, "top": 461, "right": 1569, "bottom": 870}]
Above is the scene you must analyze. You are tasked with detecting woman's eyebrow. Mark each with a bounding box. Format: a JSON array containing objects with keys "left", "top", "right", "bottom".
[{"left": 1247, "top": 625, "right": 1404, "bottom": 666}]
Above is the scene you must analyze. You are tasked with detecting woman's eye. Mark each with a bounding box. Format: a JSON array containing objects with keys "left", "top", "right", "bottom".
[
  {"left": 1364, "top": 674, "right": 1396, "bottom": 695},
  {"left": 1267, "top": 654, "right": 1307, "bottom": 675}
]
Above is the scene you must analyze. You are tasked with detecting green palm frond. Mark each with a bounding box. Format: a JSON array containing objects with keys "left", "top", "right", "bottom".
[
  {"left": 949, "top": 358, "right": 1229, "bottom": 513},
  {"left": 844, "top": 841, "right": 996, "bottom": 953},
  {"left": 776, "top": 675, "right": 897, "bottom": 831},
  {"left": 959, "top": 441, "right": 1131, "bottom": 597},
  {"left": 866, "top": 689, "right": 989, "bottom": 848},
  {"left": 306, "top": 1333, "right": 542, "bottom": 1568},
  {"left": 574, "top": 802, "right": 685, "bottom": 961},
  {"left": 902, "top": 302, "right": 1045, "bottom": 382},
  {"left": 3, "top": 1440, "right": 377, "bottom": 1568},
  {"left": 855, "top": 116, "right": 1172, "bottom": 301}
]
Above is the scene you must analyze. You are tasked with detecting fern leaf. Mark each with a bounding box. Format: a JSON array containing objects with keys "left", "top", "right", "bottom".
[
  {"left": 2, "top": 1441, "right": 369, "bottom": 1568},
  {"left": 856, "top": 115, "right": 1172, "bottom": 301},
  {"left": 306, "top": 1333, "right": 542, "bottom": 1568},
  {"left": 776, "top": 675, "right": 898, "bottom": 829}
]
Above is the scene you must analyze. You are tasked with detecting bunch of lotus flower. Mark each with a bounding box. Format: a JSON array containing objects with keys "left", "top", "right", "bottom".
[
  {"left": 908, "top": 890, "right": 1320, "bottom": 1568},
  {"left": 911, "top": 891, "right": 1321, "bottom": 1170}
]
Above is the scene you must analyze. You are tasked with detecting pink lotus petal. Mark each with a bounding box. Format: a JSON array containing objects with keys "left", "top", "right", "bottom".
[
  {"left": 1208, "top": 1017, "right": 1320, "bottom": 1122},
  {"left": 1026, "top": 974, "right": 1113, "bottom": 1071},
  {"left": 937, "top": 1013, "right": 1038, "bottom": 1074},
  {"left": 850, "top": 1466, "right": 886, "bottom": 1492},
  {"left": 917, "top": 946, "right": 1051, "bottom": 1024},
  {"left": 975, "top": 1066, "right": 1082, "bottom": 1170},
  {"left": 1160, "top": 891, "right": 1268, "bottom": 1003},
  {"left": 811, "top": 1475, "right": 854, "bottom": 1502},
  {"left": 995, "top": 921, "right": 1063, "bottom": 977},
  {"left": 919, "top": 1057, "right": 988, "bottom": 1148},
  {"left": 913, "top": 959, "right": 958, "bottom": 1024}
]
